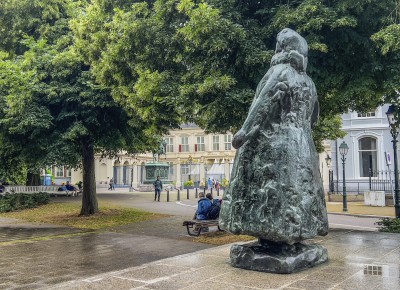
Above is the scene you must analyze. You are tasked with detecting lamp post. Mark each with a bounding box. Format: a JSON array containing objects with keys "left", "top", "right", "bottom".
[
  {"left": 339, "top": 141, "right": 349, "bottom": 212},
  {"left": 204, "top": 166, "right": 208, "bottom": 188},
  {"left": 325, "top": 154, "right": 334, "bottom": 193},
  {"left": 386, "top": 105, "right": 400, "bottom": 218},
  {"left": 188, "top": 155, "right": 193, "bottom": 181}
]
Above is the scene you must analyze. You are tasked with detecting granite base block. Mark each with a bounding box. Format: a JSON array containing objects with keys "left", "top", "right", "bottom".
[{"left": 230, "top": 241, "right": 328, "bottom": 274}]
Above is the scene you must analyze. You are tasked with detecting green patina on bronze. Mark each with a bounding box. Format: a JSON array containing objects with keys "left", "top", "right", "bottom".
[{"left": 219, "top": 28, "right": 329, "bottom": 273}]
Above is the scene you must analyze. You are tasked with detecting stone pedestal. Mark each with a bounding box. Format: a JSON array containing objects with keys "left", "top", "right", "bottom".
[{"left": 230, "top": 240, "right": 328, "bottom": 274}]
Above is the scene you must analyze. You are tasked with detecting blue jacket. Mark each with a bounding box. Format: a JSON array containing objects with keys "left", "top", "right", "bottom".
[{"left": 196, "top": 198, "right": 212, "bottom": 220}]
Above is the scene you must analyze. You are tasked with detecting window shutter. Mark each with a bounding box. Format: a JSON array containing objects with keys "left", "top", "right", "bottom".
[
  {"left": 179, "top": 144, "right": 182, "bottom": 152},
  {"left": 195, "top": 144, "right": 197, "bottom": 152}
]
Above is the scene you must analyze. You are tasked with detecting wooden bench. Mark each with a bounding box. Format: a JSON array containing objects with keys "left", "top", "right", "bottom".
[
  {"left": 182, "top": 219, "right": 222, "bottom": 236},
  {"left": 4, "top": 186, "right": 80, "bottom": 197}
]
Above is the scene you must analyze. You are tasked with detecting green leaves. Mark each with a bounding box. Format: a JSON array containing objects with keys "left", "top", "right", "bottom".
[
  {"left": 372, "top": 24, "right": 400, "bottom": 55},
  {"left": 1, "top": 0, "right": 399, "bottom": 171}
]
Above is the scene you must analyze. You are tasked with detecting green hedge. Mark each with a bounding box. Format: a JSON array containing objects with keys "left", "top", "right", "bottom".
[
  {"left": 0, "top": 192, "right": 50, "bottom": 213},
  {"left": 376, "top": 217, "right": 400, "bottom": 233}
]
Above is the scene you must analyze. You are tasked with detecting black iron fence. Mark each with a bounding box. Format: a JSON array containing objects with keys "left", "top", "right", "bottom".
[
  {"left": 369, "top": 170, "right": 395, "bottom": 193},
  {"left": 330, "top": 170, "right": 396, "bottom": 195}
]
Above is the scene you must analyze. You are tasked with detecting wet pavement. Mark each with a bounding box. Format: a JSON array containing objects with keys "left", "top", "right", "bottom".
[
  {"left": 0, "top": 216, "right": 212, "bottom": 290},
  {"left": 1, "top": 190, "right": 399, "bottom": 289},
  {"left": 47, "top": 228, "right": 400, "bottom": 290}
]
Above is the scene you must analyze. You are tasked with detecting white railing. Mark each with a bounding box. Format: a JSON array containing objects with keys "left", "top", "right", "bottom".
[{"left": 3, "top": 186, "right": 79, "bottom": 196}]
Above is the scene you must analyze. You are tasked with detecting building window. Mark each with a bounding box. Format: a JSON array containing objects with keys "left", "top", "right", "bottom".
[
  {"left": 180, "top": 137, "right": 189, "bottom": 152},
  {"left": 66, "top": 168, "right": 72, "bottom": 177},
  {"left": 181, "top": 164, "right": 189, "bottom": 175},
  {"left": 55, "top": 166, "right": 64, "bottom": 177},
  {"left": 357, "top": 111, "right": 376, "bottom": 118},
  {"left": 224, "top": 134, "right": 232, "bottom": 150},
  {"left": 212, "top": 135, "right": 220, "bottom": 151},
  {"left": 165, "top": 137, "right": 174, "bottom": 153},
  {"left": 196, "top": 136, "right": 205, "bottom": 152},
  {"left": 359, "top": 137, "right": 377, "bottom": 177},
  {"left": 167, "top": 162, "right": 174, "bottom": 175}
]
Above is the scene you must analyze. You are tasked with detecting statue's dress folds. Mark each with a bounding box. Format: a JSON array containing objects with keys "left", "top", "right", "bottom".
[{"left": 219, "top": 28, "right": 328, "bottom": 245}]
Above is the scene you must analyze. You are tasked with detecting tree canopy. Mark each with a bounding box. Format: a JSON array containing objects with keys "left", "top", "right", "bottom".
[
  {"left": 0, "top": 0, "right": 399, "bottom": 209},
  {"left": 0, "top": 0, "right": 174, "bottom": 214},
  {"left": 72, "top": 0, "right": 400, "bottom": 149}
]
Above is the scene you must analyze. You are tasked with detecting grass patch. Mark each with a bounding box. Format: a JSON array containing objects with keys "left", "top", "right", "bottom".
[
  {"left": 0, "top": 202, "right": 167, "bottom": 230},
  {"left": 0, "top": 232, "right": 93, "bottom": 246},
  {"left": 192, "top": 231, "right": 255, "bottom": 245}
]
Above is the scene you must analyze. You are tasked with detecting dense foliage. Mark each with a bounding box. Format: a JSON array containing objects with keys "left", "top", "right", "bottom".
[
  {"left": 0, "top": 0, "right": 171, "bottom": 214},
  {"left": 1, "top": 0, "right": 399, "bottom": 214},
  {"left": 74, "top": 0, "right": 400, "bottom": 148},
  {"left": 0, "top": 192, "right": 50, "bottom": 213}
]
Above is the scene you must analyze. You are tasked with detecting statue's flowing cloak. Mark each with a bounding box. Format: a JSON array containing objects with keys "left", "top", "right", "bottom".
[{"left": 219, "top": 32, "right": 329, "bottom": 244}]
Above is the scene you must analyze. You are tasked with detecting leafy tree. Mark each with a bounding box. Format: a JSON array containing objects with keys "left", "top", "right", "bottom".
[
  {"left": 0, "top": 0, "right": 171, "bottom": 215},
  {"left": 74, "top": 0, "right": 399, "bottom": 151}
]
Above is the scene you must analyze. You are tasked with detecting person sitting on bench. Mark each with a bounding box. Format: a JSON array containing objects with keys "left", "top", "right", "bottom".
[
  {"left": 205, "top": 193, "right": 221, "bottom": 220},
  {"left": 196, "top": 192, "right": 212, "bottom": 220},
  {"left": 65, "top": 181, "right": 77, "bottom": 194}
]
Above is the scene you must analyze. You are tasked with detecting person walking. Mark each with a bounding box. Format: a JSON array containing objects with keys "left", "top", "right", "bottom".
[
  {"left": 153, "top": 176, "right": 163, "bottom": 202},
  {"left": 109, "top": 178, "right": 114, "bottom": 190},
  {"left": 207, "top": 177, "right": 212, "bottom": 190}
]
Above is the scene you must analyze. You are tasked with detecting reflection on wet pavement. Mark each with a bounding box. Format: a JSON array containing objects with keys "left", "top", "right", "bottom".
[
  {"left": 51, "top": 228, "right": 400, "bottom": 290},
  {"left": 1, "top": 213, "right": 400, "bottom": 290},
  {"left": 0, "top": 217, "right": 212, "bottom": 290}
]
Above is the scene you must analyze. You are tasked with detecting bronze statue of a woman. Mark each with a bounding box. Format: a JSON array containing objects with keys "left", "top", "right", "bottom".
[{"left": 219, "top": 28, "right": 329, "bottom": 273}]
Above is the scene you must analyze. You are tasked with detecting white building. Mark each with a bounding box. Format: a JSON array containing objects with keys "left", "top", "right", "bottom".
[{"left": 327, "top": 104, "right": 397, "bottom": 194}]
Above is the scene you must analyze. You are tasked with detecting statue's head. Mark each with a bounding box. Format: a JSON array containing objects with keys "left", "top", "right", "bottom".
[
  {"left": 275, "top": 28, "right": 308, "bottom": 57},
  {"left": 272, "top": 28, "right": 309, "bottom": 72}
]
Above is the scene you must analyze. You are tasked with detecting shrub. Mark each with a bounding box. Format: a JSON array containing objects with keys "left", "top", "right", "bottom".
[
  {"left": 0, "top": 192, "right": 50, "bottom": 213},
  {"left": 221, "top": 178, "right": 229, "bottom": 188},
  {"left": 184, "top": 180, "right": 194, "bottom": 187},
  {"left": 376, "top": 217, "right": 400, "bottom": 233}
]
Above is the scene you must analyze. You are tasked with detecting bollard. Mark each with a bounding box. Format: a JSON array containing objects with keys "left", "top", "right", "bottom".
[
  {"left": 217, "top": 188, "right": 219, "bottom": 196},
  {"left": 211, "top": 188, "right": 213, "bottom": 195},
  {"left": 195, "top": 188, "right": 198, "bottom": 198},
  {"left": 167, "top": 190, "right": 170, "bottom": 202},
  {"left": 177, "top": 189, "right": 180, "bottom": 201},
  {"left": 187, "top": 188, "right": 189, "bottom": 199},
  {"left": 203, "top": 188, "right": 206, "bottom": 195}
]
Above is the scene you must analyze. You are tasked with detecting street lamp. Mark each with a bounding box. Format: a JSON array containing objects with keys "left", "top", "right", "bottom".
[
  {"left": 204, "top": 166, "right": 208, "bottom": 188},
  {"left": 386, "top": 105, "right": 400, "bottom": 218},
  {"left": 339, "top": 141, "right": 349, "bottom": 212},
  {"left": 187, "top": 155, "right": 193, "bottom": 181},
  {"left": 325, "top": 154, "right": 334, "bottom": 193}
]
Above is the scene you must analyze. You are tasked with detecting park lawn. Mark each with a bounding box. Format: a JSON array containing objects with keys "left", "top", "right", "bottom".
[
  {"left": 192, "top": 231, "right": 256, "bottom": 245},
  {"left": 0, "top": 202, "right": 167, "bottom": 230}
]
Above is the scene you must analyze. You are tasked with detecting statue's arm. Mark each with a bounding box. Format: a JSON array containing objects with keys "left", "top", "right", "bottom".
[
  {"left": 311, "top": 98, "right": 319, "bottom": 129},
  {"left": 232, "top": 69, "right": 288, "bottom": 149}
]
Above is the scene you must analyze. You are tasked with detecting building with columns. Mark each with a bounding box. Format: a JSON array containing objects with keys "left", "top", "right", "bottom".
[
  {"left": 60, "top": 123, "right": 236, "bottom": 188},
  {"left": 52, "top": 105, "right": 398, "bottom": 196},
  {"left": 48, "top": 122, "right": 337, "bottom": 191}
]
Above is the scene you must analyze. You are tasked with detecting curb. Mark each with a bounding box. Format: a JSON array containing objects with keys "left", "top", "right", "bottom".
[{"left": 327, "top": 212, "right": 392, "bottom": 219}]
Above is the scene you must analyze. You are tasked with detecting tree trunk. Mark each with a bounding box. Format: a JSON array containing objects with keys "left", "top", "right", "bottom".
[
  {"left": 26, "top": 172, "right": 40, "bottom": 186},
  {"left": 80, "top": 140, "right": 98, "bottom": 215}
]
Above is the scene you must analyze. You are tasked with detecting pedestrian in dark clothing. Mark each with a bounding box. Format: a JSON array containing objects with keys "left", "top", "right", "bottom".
[
  {"left": 206, "top": 192, "right": 221, "bottom": 219},
  {"left": 154, "top": 176, "right": 163, "bottom": 201}
]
